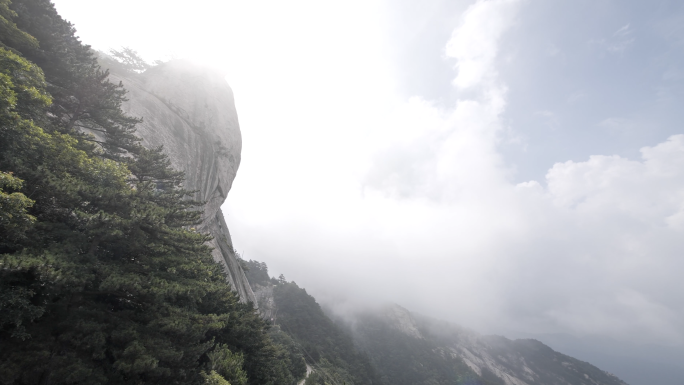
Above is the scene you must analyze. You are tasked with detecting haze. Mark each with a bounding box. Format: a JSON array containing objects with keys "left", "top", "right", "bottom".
[{"left": 52, "top": 0, "right": 684, "bottom": 383}]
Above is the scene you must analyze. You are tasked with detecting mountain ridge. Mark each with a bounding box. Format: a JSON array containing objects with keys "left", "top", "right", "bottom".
[
  {"left": 242, "top": 258, "right": 630, "bottom": 385},
  {"left": 343, "top": 303, "right": 629, "bottom": 385}
]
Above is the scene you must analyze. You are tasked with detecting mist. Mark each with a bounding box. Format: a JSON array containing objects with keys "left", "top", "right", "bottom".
[
  {"left": 52, "top": 0, "right": 684, "bottom": 382},
  {"left": 222, "top": 0, "right": 684, "bottom": 345}
]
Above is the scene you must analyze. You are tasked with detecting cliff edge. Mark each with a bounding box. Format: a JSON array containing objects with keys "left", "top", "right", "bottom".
[{"left": 109, "top": 60, "right": 256, "bottom": 304}]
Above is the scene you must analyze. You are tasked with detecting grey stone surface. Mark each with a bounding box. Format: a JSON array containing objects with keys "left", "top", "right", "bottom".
[
  {"left": 253, "top": 283, "right": 277, "bottom": 321},
  {"left": 109, "top": 60, "right": 256, "bottom": 304},
  {"left": 351, "top": 304, "right": 629, "bottom": 385}
]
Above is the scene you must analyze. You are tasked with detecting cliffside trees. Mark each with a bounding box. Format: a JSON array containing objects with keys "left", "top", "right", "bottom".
[
  {"left": 108, "top": 47, "right": 151, "bottom": 74},
  {"left": 271, "top": 281, "right": 380, "bottom": 385},
  {"left": 0, "top": 42, "right": 229, "bottom": 384},
  {"left": 0, "top": 1, "right": 300, "bottom": 384},
  {"left": 0, "top": 0, "right": 38, "bottom": 51},
  {"left": 8, "top": 0, "right": 142, "bottom": 159}
]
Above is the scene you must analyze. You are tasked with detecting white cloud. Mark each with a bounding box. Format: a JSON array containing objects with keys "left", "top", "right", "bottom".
[
  {"left": 589, "top": 23, "right": 635, "bottom": 53},
  {"left": 446, "top": 0, "right": 521, "bottom": 89},
  {"left": 217, "top": 0, "right": 684, "bottom": 347},
  {"left": 613, "top": 23, "right": 631, "bottom": 38},
  {"left": 56, "top": 0, "right": 681, "bottom": 347},
  {"left": 362, "top": 0, "right": 519, "bottom": 200},
  {"left": 533, "top": 136, "right": 684, "bottom": 342},
  {"left": 547, "top": 135, "right": 684, "bottom": 213}
]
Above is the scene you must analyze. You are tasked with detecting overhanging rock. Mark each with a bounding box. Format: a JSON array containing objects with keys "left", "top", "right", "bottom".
[{"left": 110, "top": 60, "right": 257, "bottom": 305}]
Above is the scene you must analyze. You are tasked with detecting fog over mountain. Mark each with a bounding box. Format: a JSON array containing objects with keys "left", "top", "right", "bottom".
[{"left": 52, "top": 0, "right": 684, "bottom": 383}]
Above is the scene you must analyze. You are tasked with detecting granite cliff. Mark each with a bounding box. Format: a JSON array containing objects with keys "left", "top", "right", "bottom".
[{"left": 108, "top": 60, "right": 256, "bottom": 304}]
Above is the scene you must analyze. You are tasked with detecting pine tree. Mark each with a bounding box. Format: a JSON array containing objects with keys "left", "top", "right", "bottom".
[
  {"left": 0, "top": 44, "right": 223, "bottom": 384},
  {"left": 0, "top": 0, "right": 38, "bottom": 51},
  {"left": 8, "top": 0, "right": 142, "bottom": 159},
  {"left": 0, "top": 1, "right": 302, "bottom": 384}
]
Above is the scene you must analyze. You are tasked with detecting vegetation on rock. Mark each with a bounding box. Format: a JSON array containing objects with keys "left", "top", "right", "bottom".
[
  {"left": 0, "top": 1, "right": 303, "bottom": 384},
  {"left": 241, "top": 259, "right": 381, "bottom": 385}
]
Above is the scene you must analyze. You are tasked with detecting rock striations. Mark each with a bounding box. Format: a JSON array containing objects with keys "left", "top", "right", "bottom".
[
  {"left": 350, "top": 304, "right": 629, "bottom": 385},
  {"left": 109, "top": 60, "right": 256, "bottom": 304}
]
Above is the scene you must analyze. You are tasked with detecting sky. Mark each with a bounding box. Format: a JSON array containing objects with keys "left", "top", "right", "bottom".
[{"left": 51, "top": 0, "right": 684, "bottom": 383}]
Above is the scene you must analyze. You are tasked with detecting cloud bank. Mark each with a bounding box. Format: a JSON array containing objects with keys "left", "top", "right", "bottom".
[{"left": 220, "top": 0, "right": 684, "bottom": 347}]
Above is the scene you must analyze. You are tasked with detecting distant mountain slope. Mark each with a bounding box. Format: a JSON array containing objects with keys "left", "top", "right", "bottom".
[
  {"left": 346, "top": 304, "right": 629, "bottom": 385},
  {"left": 242, "top": 259, "right": 630, "bottom": 385},
  {"left": 243, "top": 260, "right": 381, "bottom": 385}
]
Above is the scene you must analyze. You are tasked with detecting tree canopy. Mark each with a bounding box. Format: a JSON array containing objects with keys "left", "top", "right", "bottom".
[{"left": 0, "top": 1, "right": 303, "bottom": 384}]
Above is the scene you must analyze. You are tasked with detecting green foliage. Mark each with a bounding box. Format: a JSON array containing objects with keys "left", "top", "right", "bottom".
[
  {"left": 201, "top": 371, "right": 232, "bottom": 385},
  {"left": 9, "top": 0, "right": 142, "bottom": 159},
  {"left": 240, "top": 258, "right": 270, "bottom": 288},
  {"left": 0, "top": 0, "right": 38, "bottom": 51},
  {"left": 207, "top": 303, "right": 301, "bottom": 385},
  {"left": 0, "top": 172, "right": 35, "bottom": 249},
  {"left": 0, "top": 284, "right": 43, "bottom": 341},
  {"left": 0, "top": 172, "right": 41, "bottom": 341},
  {"left": 109, "top": 47, "right": 150, "bottom": 74},
  {"left": 267, "top": 326, "right": 307, "bottom": 381},
  {"left": 0, "top": 40, "right": 232, "bottom": 383},
  {"left": 272, "top": 280, "right": 380, "bottom": 385},
  {"left": 207, "top": 344, "right": 248, "bottom": 385},
  {"left": 0, "top": 1, "right": 302, "bottom": 384},
  {"left": 0, "top": 44, "right": 50, "bottom": 118}
]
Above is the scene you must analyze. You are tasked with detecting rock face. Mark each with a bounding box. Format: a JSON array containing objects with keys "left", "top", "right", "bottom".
[
  {"left": 109, "top": 60, "right": 256, "bottom": 304},
  {"left": 253, "top": 284, "right": 277, "bottom": 320},
  {"left": 349, "top": 304, "right": 629, "bottom": 385}
]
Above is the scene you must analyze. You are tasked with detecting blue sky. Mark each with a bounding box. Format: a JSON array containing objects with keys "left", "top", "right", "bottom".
[
  {"left": 499, "top": 0, "right": 684, "bottom": 182},
  {"left": 51, "top": 1, "right": 684, "bottom": 383},
  {"left": 388, "top": 0, "right": 684, "bottom": 183}
]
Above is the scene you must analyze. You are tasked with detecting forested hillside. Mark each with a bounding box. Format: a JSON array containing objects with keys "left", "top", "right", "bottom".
[
  {"left": 0, "top": 1, "right": 302, "bottom": 384},
  {"left": 243, "top": 259, "right": 381, "bottom": 385},
  {"left": 244, "top": 260, "right": 630, "bottom": 385}
]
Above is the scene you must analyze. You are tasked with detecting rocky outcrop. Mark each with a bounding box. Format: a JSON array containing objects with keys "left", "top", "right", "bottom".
[
  {"left": 349, "top": 304, "right": 629, "bottom": 385},
  {"left": 253, "top": 284, "right": 277, "bottom": 321},
  {"left": 109, "top": 60, "right": 256, "bottom": 304}
]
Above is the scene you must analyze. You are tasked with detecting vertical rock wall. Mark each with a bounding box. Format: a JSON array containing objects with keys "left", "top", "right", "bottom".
[{"left": 109, "top": 60, "right": 256, "bottom": 304}]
